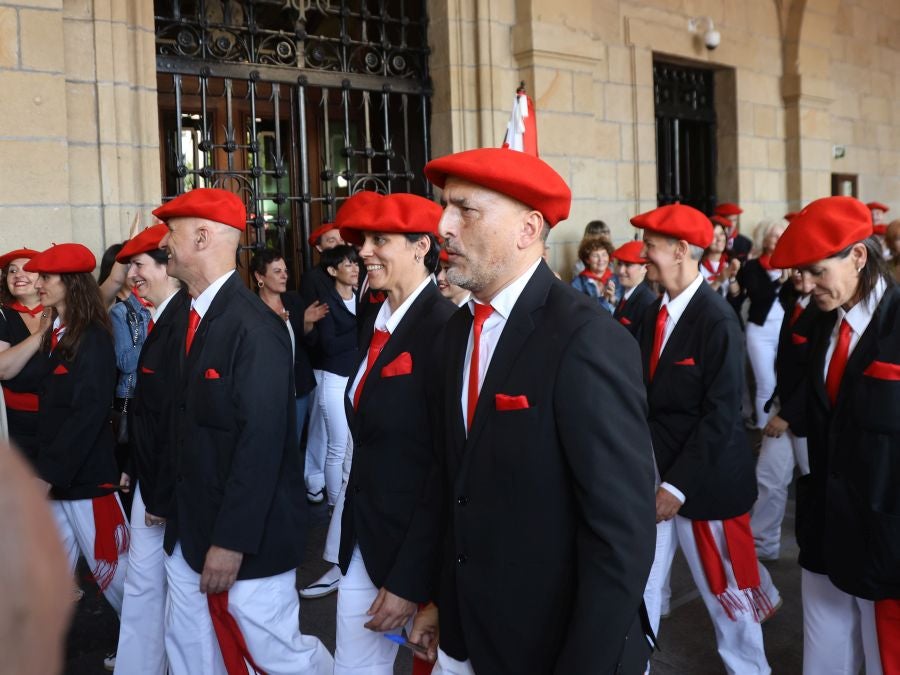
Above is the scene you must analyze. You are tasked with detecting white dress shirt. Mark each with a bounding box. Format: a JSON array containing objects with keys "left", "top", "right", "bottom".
[
  {"left": 461, "top": 258, "right": 542, "bottom": 432},
  {"left": 189, "top": 269, "right": 235, "bottom": 318},
  {"left": 823, "top": 277, "right": 887, "bottom": 379}
]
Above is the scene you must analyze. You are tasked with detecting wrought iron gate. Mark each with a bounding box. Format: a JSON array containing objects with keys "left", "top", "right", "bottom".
[
  {"left": 154, "top": 0, "right": 432, "bottom": 278},
  {"left": 653, "top": 61, "right": 717, "bottom": 214}
]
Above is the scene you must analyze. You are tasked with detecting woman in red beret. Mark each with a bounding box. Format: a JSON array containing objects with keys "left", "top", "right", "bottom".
[
  {"left": 770, "top": 196, "right": 900, "bottom": 674},
  {"left": 332, "top": 192, "right": 455, "bottom": 674},
  {"left": 12, "top": 244, "right": 129, "bottom": 623},
  {"left": 0, "top": 248, "right": 51, "bottom": 466}
]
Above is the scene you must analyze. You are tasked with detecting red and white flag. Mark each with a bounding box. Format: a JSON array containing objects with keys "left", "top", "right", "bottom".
[{"left": 502, "top": 84, "right": 538, "bottom": 157}]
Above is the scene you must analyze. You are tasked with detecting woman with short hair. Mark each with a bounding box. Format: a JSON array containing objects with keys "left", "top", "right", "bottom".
[
  {"left": 770, "top": 196, "right": 900, "bottom": 675},
  {"left": 570, "top": 235, "right": 619, "bottom": 313}
]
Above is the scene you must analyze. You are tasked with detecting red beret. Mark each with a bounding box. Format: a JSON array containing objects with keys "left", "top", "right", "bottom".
[
  {"left": 0, "top": 248, "right": 40, "bottom": 270},
  {"left": 770, "top": 196, "right": 874, "bottom": 269},
  {"left": 439, "top": 248, "right": 449, "bottom": 263},
  {"left": 784, "top": 212, "right": 799, "bottom": 222},
  {"left": 613, "top": 240, "right": 647, "bottom": 265},
  {"left": 710, "top": 215, "right": 732, "bottom": 229},
  {"left": 866, "top": 202, "right": 889, "bottom": 213},
  {"left": 24, "top": 243, "right": 96, "bottom": 274},
  {"left": 630, "top": 203, "right": 714, "bottom": 248},
  {"left": 340, "top": 193, "right": 441, "bottom": 246},
  {"left": 152, "top": 188, "right": 246, "bottom": 231},
  {"left": 714, "top": 202, "right": 743, "bottom": 216},
  {"left": 116, "top": 224, "right": 169, "bottom": 263},
  {"left": 424, "top": 148, "right": 571, "bottom": 226},
  {"left": 307, "top": 222, "right": 341, "bottom": 248}
]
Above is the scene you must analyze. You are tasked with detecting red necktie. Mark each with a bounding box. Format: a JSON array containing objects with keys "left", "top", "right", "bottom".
[
  {"left": 51, "top": 325, "right": 64, "bottom": 350},
  {"left": 649, "top": 304, "right": 669, "bottom": 381},
  {"left": 466, "top": 303, "right": 494, "bottom": 431},
  {"left": 147, "top": 319, "right": 155, "bottom": 334},
  {"left": 825, "top": 319, "right": 852, "bottom": 405},
  {"left": 789, "top": 301, "right": 803, "bottom": 327},
  {"left": 617, "top": 295, "right": 627, "bottom": 312},
  {"left": 353, "top": 329, "right": 390, "bottom": 410},
  {"left": 185, "top": 308, "right": 201, "bottom": 355}
]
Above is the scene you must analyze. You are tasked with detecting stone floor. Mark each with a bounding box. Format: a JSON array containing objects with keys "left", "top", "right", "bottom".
[{"left": 64, "top": 499, "right": 803, "bottom": 675}]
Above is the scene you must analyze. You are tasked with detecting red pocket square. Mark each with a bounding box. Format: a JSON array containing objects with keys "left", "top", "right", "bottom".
[
  {"left": 791, "top": 333, "right": 808, "bottom": 345},
  {"left": 140, "top": 366, "right": 155, "bottom": 374},
  {"left": 674, "top": 357, "right": 696, "bottom": 366},
  {"left": 52, "top": 364, "right": 68, "bottom": 375},
  {"left": 204, "top": 368, "right": 221, "bottom": 379},
  {"left": 495, "top": 394, "right": 530, "bottom": 411},
  {"left": 619, "top": 317, "right": 632, "bottom": 326},
  {"left": 381, "top": 352, "right": 413, "bottom": 378},
  {"left": 863, "top": 360, "right": 900, "bottom": 381}
]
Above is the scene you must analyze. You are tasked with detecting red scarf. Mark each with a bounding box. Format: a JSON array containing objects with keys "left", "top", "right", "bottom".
[
  {"left": 692, "top": 514, "right": 774, "bottom": 622},
  {"left": 579, "top": 268, "right": 613, "bottom": 286},
  {"left": 757, "top": 254, "right": 775, "bottom": 271},
  {"left": 208, "top": 592, "right": 267, "bottom": 674},
  {"left": 132, "top": 290, "right": 154, "bottom": 308},
  {"left": 701, "top": 254, "right": 728, "bottom": 279},
  {"left": 90, "top": 494, "right": 129, "bottom": 591},
  {"left": 7, "top": 301, "right": 43, "bottom": 316}
]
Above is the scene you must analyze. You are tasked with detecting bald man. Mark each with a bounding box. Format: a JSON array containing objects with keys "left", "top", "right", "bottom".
[{"left": 154, "top": 189, "right": 333, "bottom": 674}]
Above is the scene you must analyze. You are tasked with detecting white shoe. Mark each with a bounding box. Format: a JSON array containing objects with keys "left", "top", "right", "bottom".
[
  {"left": 103, "top": 651, "right": 116, "bottom": 671},
  {"left": 306, "top": 487, "right": 326, "bottom": 504},
  {"left": 299, "top": 565, "right": 341, "bottom": 599}
]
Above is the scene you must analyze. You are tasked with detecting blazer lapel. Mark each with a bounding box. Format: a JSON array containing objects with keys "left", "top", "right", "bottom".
[
  {"left": 649, "top": 284, "right": 707, "bottom": 388},
  {"left": 464, "top": 264, "right": 552, "bottom": 450},
  {"left": 182, "top": 274, "right": 240, "bottom": 381}
]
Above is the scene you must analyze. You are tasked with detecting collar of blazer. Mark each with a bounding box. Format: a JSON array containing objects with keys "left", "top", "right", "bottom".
[
  {"left": 181, "top": 273, "right": 243, "bottom": 374},
  {"left": 810, "top": 285, "right": 898, "bottom": 412},
  {"left": 644, "top": 281, "right": 715, "bottom": 387},
  {"left": 348, "top": 282, "right": 442, "bottom": 416},
  {"left": 456, "top": 261, "right": 555, "bottom": 453}
]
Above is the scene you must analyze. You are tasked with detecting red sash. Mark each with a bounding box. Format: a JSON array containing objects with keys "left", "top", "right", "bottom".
[{"left": 2, "top": 386, "right": 38, "bottom": 411}]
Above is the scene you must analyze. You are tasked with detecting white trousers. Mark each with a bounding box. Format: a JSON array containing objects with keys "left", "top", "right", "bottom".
[
  {"left": 746, "top": 307, "right": 783, "bottom": 429},
  {"left": 432, "top": 649, "right": 476, "bottom": 675},
  {"left": 304, "top": 369, "right": 326, "bottom": 494},
  {"left": 334, "top": 546, "right": 410, "bottom": 675},
  {"left": 51, "top": 496, "right": 128, "bottom": 615},
  {"left": 751, "top": 428, "right": 809, "bottom": 559},
  {"left": 115, "top": 483, "right": 167, "bottom": 675},
  {"left": 802, "top": 569, "right": 883, "bottom": 675},
  {"left": 317, "top": 370, "right": 351, "bottom": 505},
  {"left": 164, "top": 543, "right": 333, "bottom": 675},
  {"left": 644, "top": 516, "right": 771, "bottom": 675},
  {"left": 323, "top": 435, "right": 354, "bottom": 564}
]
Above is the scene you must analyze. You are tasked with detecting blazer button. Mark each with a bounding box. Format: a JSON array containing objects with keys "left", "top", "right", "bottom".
[
  {"left": 457, "top": 495, "right": 468, "bottom": 506},
  {"left": 456, "top": 553, "right": 467, "bottom": 565}
]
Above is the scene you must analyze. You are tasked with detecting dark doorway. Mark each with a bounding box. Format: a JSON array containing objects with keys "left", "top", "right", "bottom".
[{"left": 654, "top": 60, "right": 717, "bottom": 214}]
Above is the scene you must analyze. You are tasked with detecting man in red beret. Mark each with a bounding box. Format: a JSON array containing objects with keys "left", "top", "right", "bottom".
[
  {"left": 611, "top": 240, "right": 657, "bottom": 336},
  {"left": 154, "top": 188, "right": 333, "bottom": 673},
  {"left": 866, "top": 201, "right": 891, "bottom": 257},
  {"left": 714, "top": 203, "right": 753, "bottom": 263},
  {"left": 632, "top": 203, "right": 776, "bottom": 674},
  {"left": 411, "top": 147, "right": 657, "bottom": 674}
]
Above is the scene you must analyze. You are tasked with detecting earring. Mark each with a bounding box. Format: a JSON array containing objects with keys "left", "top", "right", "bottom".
[
  {"left": 257, "top": 280, "right": 264, "bottom": 288},
  {"left": 414, "top": 254, "right": 421, "bottom": 263}
]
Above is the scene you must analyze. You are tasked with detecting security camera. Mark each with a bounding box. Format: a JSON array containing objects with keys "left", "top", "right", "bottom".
[{"left": 688, "top": 17, "right": 720, "bottom": 51}]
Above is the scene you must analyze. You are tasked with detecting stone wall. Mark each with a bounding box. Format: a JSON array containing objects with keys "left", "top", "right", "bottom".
[{"left": 0, "top": 0, "right": 160, "bottom": 258}]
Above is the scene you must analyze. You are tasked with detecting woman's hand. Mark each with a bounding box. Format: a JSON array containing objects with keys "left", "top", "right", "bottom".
[
  {"left": 602, "top": 280, "right": 617, "bottom": 303},
  {"left": 303, "top": 301, "right": 329, "bottom": 334}
]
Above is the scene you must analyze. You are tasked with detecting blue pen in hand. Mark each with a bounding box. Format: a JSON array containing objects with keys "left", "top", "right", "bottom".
[{"left": 384, "top": 633, "right": 428, "bottom": 655}]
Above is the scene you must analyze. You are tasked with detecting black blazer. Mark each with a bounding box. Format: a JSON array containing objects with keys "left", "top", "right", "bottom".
[
  {"left": 36, "top": 323, "right": 119, "bottom": 500},
  {"left": 338, "top": 282, "right": 455, "bottom": 603},
  {"left": 300, "top": 266, "right": 334, "bottom": 369},
  {"left": 163, "top": 274, "right": 307, "bottom": 580},
  {"left": 613, "top": 281, "right": 657, "bottom": 336},
  {"left": 796, "top": 284, "right": 900, "bottom": 600},
  {"left": 731, "top": 259, "right": 785, "bottom": 326},
  {"left": 638, "top": 280, "right": 757, "bottom": 520},
  {"left": 283, "top": 291, "right": 316, "bottom": 396},
  {"left": 128, "top": 289, "right": 189, "bottom": 517},
  {"left": 768, "top": 294, "right": 818, "bottom": 438},
  {"left": 0, "top": 307, "right": 46, "bottom": 464},
  {"left": 307, "top": 285, "right": 359, "bottom": 377},
  {"left": 727, "top": 233, "right": 752, "bottom": 263},
  {"left": 435, "top": 262, "right": 656, "bottom": 675}
]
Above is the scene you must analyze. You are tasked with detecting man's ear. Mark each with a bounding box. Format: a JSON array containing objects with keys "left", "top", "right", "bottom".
[{"left": 517, "top": 210, "right": 545, "bottom": 250}]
